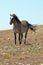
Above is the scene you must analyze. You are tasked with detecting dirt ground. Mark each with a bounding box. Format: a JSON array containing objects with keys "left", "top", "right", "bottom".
[{"left": 0, "top": 25, "right": 43, "bottom": 65}]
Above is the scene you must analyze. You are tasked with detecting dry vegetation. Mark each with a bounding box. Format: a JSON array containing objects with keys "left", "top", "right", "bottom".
[{"left": 0, "top": 25, "right": 43, "bottom": 65}]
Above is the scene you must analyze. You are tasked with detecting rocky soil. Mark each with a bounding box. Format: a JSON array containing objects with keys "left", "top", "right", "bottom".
[{"left": 0, "top": 25, "right": 43, "bottom": 65}]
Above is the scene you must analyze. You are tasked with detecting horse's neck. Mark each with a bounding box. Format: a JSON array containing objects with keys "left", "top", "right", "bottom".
[{"left": 13, "top": 21, "right": 21, "bottom": 27}]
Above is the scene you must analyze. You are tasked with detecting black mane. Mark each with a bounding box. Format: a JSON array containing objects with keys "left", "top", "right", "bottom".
[{"left": 12, "top": 14, "right": 21, "bottom": 23}]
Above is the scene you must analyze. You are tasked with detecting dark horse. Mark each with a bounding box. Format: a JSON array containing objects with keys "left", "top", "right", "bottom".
[{"left": 10, "top": 14, "right": 35, "bottom": 45}]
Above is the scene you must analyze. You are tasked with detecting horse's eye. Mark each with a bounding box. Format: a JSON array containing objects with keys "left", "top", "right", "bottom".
[{"left": 11, "top": 16, "right": 13, "bottom": 19}]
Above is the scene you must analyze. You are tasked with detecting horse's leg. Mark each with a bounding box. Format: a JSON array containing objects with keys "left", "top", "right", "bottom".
[
  {"left": 19, "top": 33, "right": 21, "bottom": 44},
  {"left": 24, "top": 31, "right": 28, "bottom": 44},
  {"left": 14, "top": 33, "right": 16, "bottom": 45},
  {"left": 21, "top": 33, "right": 23, "bottom": 43}
]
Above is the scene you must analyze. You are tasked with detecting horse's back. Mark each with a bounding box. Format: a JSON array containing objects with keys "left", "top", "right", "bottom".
[{"left": 21, "top": 20, "right": 29, "bottom": 26}]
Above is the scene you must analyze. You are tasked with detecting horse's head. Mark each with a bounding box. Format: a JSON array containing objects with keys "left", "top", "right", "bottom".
[
  {"left": 10, "top": 14, "right": 21, "bottom": 25},
  {"left": 10, "top": 14, "right": 16, "bottom": 25}
]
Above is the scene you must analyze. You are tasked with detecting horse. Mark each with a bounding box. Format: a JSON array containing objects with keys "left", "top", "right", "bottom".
[{"left": 10, "top": 14, "right": 35, "bottom": 45}]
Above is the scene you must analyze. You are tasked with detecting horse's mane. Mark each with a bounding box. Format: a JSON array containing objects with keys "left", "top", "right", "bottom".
[{"left": 13, "top": 14, "right": 21, "bottom": 23}]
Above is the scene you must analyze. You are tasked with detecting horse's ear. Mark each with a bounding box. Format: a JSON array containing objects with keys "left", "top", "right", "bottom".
[{"left": 10, "top": 14, "right": 12, "bottom": 16}]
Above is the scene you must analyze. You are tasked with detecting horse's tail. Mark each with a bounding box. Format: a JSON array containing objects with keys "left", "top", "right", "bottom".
[{"left": 28, "top": 23, "right": 36, "bottom": 32}]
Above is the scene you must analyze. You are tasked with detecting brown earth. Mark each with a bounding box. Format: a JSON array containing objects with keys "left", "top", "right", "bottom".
[{"left": 0, "top": 25, "right": 43, "bottom": 65}]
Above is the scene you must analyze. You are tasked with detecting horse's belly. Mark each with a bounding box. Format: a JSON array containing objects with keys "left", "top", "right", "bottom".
[
  {"left": 13, "top": 25, "right": 28, "bottom": 33},
  {"left": 21, "top": 26, "right": 27, "bottom": 33}
]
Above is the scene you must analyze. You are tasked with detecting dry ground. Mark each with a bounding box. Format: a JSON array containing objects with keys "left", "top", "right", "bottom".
[{"left": 0, "top": 25, "right": 43, "bottom": 65}]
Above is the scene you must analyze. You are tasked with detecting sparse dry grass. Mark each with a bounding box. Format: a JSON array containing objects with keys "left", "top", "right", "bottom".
[{"left": 0, "top": 25, "right": 43, "bottom": 65}]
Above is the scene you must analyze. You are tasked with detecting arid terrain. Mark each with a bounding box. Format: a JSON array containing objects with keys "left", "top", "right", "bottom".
[{"left": 0, "top": 25, "right": 43, "bottom": 65}]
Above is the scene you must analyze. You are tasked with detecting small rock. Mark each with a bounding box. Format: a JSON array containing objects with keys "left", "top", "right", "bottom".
[
  {"left": 8, "top": 38, "right": 10, "bottom": 41},
  {"left": 27, "top": 64, "right": 30, "bottom": 65},
  {"left": 18, "top": 63, "right": 24, "bottom": 65}
]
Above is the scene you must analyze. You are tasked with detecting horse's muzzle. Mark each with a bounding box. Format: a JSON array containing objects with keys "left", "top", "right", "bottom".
[{"left": 10, "top": 22, "right": 12, "bottom": 25}]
